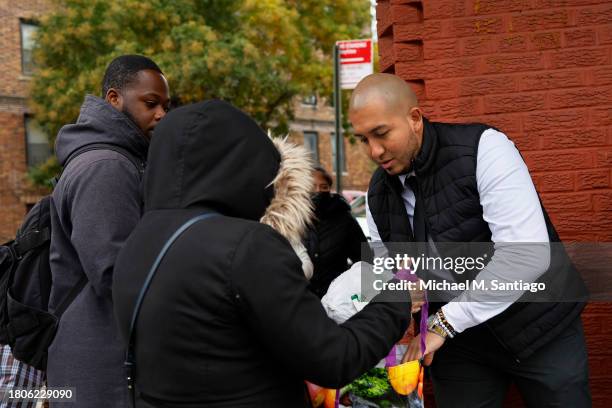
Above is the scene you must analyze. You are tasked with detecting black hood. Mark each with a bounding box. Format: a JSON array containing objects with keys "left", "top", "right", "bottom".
[
  {"left": 55, "top": 95, "right": 149, "bottom": 165},
  {"left": 144, "top": 100, "right": 281, "bottom": 220}
]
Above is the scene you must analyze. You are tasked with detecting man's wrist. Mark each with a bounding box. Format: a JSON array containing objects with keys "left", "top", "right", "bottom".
[
  {"left": 427, "top": 310, "right": 457, "bottom": 339},
  {"left": 427, "top": 319, "right": 448, "bottom": 339},
  {"left": 436, "top": 309, "right": 457, "bottom": 337}
]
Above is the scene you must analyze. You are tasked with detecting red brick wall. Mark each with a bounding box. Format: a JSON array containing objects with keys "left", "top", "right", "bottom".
[
  {"left": 0, "top": 0, "right": 52, "bottom": 97},
  {"left": 377, "top": 0, "right": 612, "bottom": 406},
  {"left": 0, "top": 0, "right": 53, "bottom": 241},
  {"left": 0, "top": 111, "right": 28, "bottom": 238}
]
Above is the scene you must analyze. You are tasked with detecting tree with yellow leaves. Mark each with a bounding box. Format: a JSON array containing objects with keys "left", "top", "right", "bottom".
[{"left": 30, "top": 0, "right": 370, "bottom": 155}]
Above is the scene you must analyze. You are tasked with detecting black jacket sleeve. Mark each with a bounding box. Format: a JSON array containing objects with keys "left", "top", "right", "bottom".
[{"left": 229, "top": 224, "right": 411, "bottom": 388}]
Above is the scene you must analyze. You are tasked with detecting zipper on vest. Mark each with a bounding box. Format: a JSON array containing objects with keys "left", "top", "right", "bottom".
[{"left": 485, "top": 323, "right": 521, "bottom": 363}]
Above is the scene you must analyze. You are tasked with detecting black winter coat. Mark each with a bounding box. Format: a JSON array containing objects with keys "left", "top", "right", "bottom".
[
  {"left": 113, "top": 100, "right": 411, "bottom": 408},
  {"left": 305, "top": 193, "right": 371, "bottom": 298}
]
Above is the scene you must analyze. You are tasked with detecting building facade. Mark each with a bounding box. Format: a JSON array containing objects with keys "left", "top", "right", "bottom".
[
  {"left": 0, "top": 0, "right": 375, "bottom": 242},
  {"left": 377, "top": 0, "right": 612, "bottom": 406},
  {"left": 289, "top": 96, "right": 375, "bottom": 193},
  {"left": 0, "top": 0, "right": 52, "bottom": 243}
]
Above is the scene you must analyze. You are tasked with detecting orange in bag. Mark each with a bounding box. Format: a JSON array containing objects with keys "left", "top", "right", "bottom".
[
  {"left": 306, "top": 381, "right": 338, "bottom": 408},
  {"left": 387, "top": 359, "right": 423, "bottom": 396}
]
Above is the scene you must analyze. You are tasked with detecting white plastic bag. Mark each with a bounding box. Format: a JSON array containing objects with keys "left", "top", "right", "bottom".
[{"left": 321, "top": 262, "right": 371, "bottom": 324}]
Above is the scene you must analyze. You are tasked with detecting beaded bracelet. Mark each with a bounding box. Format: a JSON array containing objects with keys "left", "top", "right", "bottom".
[
  {"left": 436, "top": 309, "right": 457, "bottom": 338},
  {"left": 433, "top": 313, "right": 454, "bottom": 338}
]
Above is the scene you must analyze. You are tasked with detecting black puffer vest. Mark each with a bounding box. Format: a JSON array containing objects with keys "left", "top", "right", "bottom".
[{"left": 368, "top": 118, "right": 586, "bottom": 360}]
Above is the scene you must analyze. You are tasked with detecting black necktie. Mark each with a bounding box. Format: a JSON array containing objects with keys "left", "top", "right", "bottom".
[
  {"left": 405, "top": 176, "right": 430, "bottom": 285},
  {"left": 405, "top": 176, "right": 427, "bottom": 243}
]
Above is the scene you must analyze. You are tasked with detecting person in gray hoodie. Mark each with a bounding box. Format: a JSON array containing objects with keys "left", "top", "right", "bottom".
[{"left": 48, "top": 55, "right": 170, "bottom": 407}]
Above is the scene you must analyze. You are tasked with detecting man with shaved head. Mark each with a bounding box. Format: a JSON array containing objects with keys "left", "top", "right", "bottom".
[
  {"left": 349, "top": 73, "right": 590, "bottom": 407},
  {"left": 350, "top": 74, "right": 422, "bottom": 176}
]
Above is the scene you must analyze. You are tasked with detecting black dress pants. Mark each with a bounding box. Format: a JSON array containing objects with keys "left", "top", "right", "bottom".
[{"left": 429, "top": 317, "right": 591, "bottom": 408}]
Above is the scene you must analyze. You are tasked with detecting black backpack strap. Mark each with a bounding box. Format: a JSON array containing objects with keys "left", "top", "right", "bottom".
[
  {"left": 53, "top": 143, "right": 145, "bottom": 186},
  {"left": 54, "top": 275, "right": 88, "bottom": 319},
  {"left": 124, "top": 212, "right": 219, "bottom": 405}
]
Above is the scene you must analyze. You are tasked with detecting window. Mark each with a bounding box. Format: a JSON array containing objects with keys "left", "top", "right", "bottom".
[
  {"left": 25, "top": 116, "right": 51, "bottom": 168},
  {"left": 301, "top": 94, "right": 317, "bottom": 106},
  {"left": 20, "top": 21, "right": 38, "bottom": 75},
  {"left": 330, "top": 132, "right": 347, "bottom": 173},
  {"left": 303, "top": 131, "right": 319, "bottom": 163}
]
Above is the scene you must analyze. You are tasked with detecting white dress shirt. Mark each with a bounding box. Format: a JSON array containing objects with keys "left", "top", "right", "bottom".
[{"left": 366, "top": 129, "right": 550, "bottom": 332}]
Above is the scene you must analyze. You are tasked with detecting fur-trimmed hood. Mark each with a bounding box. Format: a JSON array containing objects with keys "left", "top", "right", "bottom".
[
  {"left": 261, "top": 137, "right": 315, "bottom": 278},
  {"left": 260, "top": 137, "right": 314, "bottom": 244}
]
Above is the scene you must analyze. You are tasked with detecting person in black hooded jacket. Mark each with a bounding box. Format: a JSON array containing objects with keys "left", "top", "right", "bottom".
[
  {"left": 305, "top": 166, "right": 372, "bottom": 298},
  {"left": 112, "top": 100, "right": 411, "bottom": 408}
]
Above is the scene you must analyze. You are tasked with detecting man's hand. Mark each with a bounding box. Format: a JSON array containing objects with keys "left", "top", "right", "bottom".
[
  {"left": 401, "top": 332, "right": 446, "bottom": 366},
  {"left": 402, "top": 334, "right": 423, "bottom": 363}
]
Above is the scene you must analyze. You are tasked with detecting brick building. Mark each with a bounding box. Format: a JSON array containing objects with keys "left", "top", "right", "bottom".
[
  {"left": 376, "top": 0, "right": 612, "bottom": 406},
  {"left": 0, "top": 0, "right": 374, "bottom": 242},
  {"left": 0, "top": 0, "right": 52, "bottom": 243},
  {"left": 289, "top": 96, "right": 375, "bottom": 193}
]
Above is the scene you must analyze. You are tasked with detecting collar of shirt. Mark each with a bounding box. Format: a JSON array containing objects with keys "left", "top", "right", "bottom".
[{"left": 398, "top": 170, "right": 416, "bottom": 189}]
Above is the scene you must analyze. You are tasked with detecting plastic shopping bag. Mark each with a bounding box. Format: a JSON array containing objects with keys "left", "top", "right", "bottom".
[
  {"left": 341, "top": 343, "right": 424, "bottom": 408},
  {"left": 315, "top": 265, "right": 426, "bottom": 407}
]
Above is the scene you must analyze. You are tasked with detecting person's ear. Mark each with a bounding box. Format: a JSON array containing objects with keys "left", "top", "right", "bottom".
[
  {"left": 409, "top": 106, "right": 423, "bottom": 135},
  {"left": 105, "top": 88, "right": 123, "bottom": 110}
]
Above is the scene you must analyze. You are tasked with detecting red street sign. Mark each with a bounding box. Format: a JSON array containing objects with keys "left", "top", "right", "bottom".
[
  {"left": 338, "top": 39, "right": 373, "bottom": 65},
  {"left": 336, "top": 39, "right": 373, "bottom": 89}
]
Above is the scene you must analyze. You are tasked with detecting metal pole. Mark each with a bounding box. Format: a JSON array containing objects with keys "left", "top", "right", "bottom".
[{"left": 333, "top": 43, "right": 343, "bottom": 194}]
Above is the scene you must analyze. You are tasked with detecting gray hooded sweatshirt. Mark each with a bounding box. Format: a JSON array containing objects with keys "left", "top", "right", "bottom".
[{"left": 48, "top": 95, "right": 148, "bottom": 408}]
